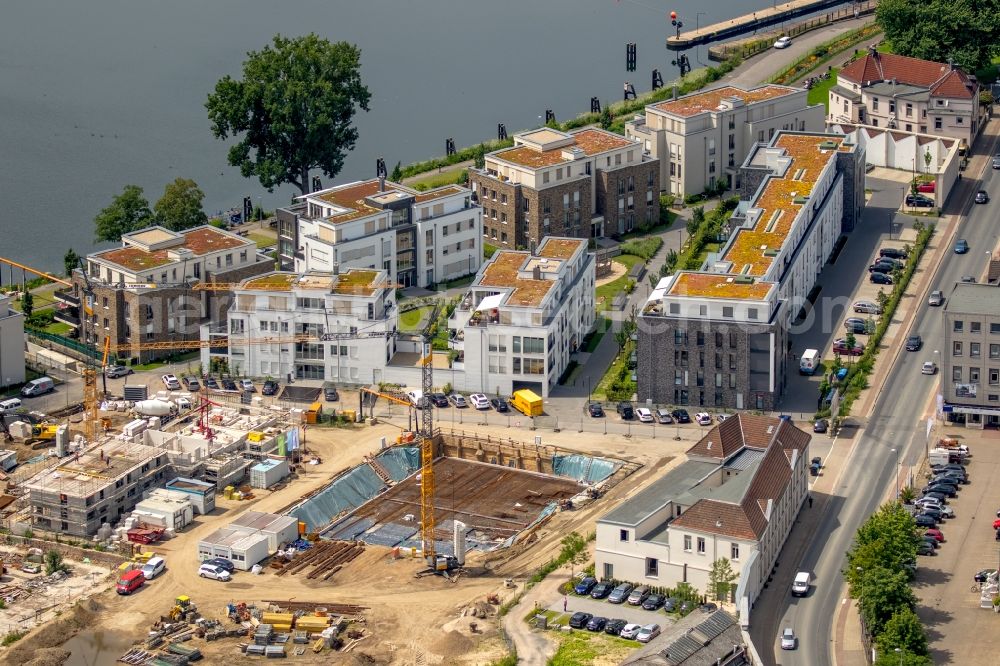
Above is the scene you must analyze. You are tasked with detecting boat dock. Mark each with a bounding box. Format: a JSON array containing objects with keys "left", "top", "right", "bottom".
[{"left": 666, "top": 0, "right": 858, "bottom": 50}]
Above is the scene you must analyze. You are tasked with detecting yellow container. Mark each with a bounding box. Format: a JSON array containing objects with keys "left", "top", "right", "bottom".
[
  {"left": 298, "top": 521, "right": 307, "bottom": 536},
  {"left": 342, "top": 409, "right": 356, "bottom": 422},
  {"left": 262, "top": 612, "right": 295, "bottom": 626},
  {"left": 296, "top": 617, "right": 330, "bottom": 631},
  {"left": 247, "top": 431, "right": 265, "bottom": 442},
  {"left": 224, "top": 486, "right": 235, "bottom": 500}
]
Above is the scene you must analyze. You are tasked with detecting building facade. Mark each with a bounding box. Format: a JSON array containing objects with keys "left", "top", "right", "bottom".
[
  {"left": 55, "top": 226, "right": 272, "bottom": 363},
  {"left": 626, "top": 84, "right": 825, "bottom": 197},
  {"left": 0, "top": 293, "right": 26, "bottom": 388},
  {"left": 941, "top": 283, "right": 1000, "bottom": 427},
  {"left": 595, "top": 414, "right": 810, "bottom": 619},
  {"left": 638, "top": 132, "right": 865, "bottom": 410},
  {"left": 447, "top": 237, "right": 595, "bottom": 398},
  {"left": 202, "top": 269, "right": 397, "bottom": 383},
  {"left": 827, "top": 48, "right": 981, "bottom": 147},
  {"left": 282, "top": 179, "right": 482, "bottom": 290},
  {"left": 468, "top": 127, "right": 659, "bottom": 246}
]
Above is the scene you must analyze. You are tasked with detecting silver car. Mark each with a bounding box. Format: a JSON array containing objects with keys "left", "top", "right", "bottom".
[
  {"left": 780, "top": 627, "right": 796, "bottom": 650},
  {"left": 928, "top": 290, "right": 944, "bottom": 306},
  {"left": 853, "top": 300, "right": 882, "bottom": 315}
]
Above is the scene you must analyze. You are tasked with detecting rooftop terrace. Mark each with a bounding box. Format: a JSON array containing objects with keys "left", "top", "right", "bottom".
[
  {"left": 239, "top": 269, "right": 384, "bottom": 297},
  {"left": 478, "top": 253, "right": 556, "bottom": 308},
  {"left": 652, "top": 84, "right": 797, "bottom": 118},
  {"left": 492, "top": 128, "right": 634, "bottom": 169},
  {"left": 94, "top": 226, "right": 251, "bottom": 273}
]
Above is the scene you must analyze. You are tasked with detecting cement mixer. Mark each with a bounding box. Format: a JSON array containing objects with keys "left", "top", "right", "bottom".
[{"left": 133, "top": 399, "right": 177, "bottom": 417}]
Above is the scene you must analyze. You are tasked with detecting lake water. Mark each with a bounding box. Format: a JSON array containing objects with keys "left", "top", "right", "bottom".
[{"left": 0, "top": 0, "right": 770, "bottom": 272}]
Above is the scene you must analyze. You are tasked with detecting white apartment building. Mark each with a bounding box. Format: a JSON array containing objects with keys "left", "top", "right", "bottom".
[
  {"left": 288, "top": 179, "right": 481, "bottom": 290},
  {"left": 626, "top": 84, "right": 825, "bottom": 196},
  {"left": 595, "top": 414, "right": 810, "bottom": 622},
  {"left": 446, "top": 237, "right": 595, "bottom": 398},
  {"left": 0, "top": 293, "right": 26, "bottom": 388},
  {"left": 203, "top": 269, "right": 397, "bottom": 383}
]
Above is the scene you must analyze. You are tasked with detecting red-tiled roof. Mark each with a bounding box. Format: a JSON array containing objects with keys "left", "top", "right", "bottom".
[
  {"left": 840, "top": 52, "right": 976, "bottom": 99},
  {"left": 671, "top": 500, "right": 760, "bottom": 540},
  {"left": 652, "top": 85, "right": 796, "bottom": 118},
  {"left": 96, "top": 227, "right": 250, "bottom": 272}
]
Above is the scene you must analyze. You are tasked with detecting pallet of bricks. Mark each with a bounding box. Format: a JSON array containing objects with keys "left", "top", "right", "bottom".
[{"left": 272, "top": 540, "right": 364, "bottom": 580}]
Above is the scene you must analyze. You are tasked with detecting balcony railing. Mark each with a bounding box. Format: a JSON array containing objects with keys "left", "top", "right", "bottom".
[
  {"left": 53, "top": 290, "right": 80, "bottom": 308},
  {"left": 53, "top": 310, "right": 81, "bottom": 328}
]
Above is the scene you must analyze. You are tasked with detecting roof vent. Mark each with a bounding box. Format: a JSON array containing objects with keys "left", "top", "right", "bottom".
[
  {"left": 763, "top": 248, "right": 779, "bottom": 257},
  {"left": 706, "top": 441, "right": 713, "bottom": 450},
  {"left": 733, "top": 275, "right": 755, "bottom": 284}
]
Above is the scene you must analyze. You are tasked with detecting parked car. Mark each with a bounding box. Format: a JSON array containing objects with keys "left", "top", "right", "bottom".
[
  {"left": 574, "top": 576, "right": 597, "bottom": 595},
  {"left": 695, "top": 412, "right": 713, "bottom": 426},
  {"left": 974, "top": 569, "right": 997, "bottom": 583},
  {"left": 774, "top": 36, "right": 792, "bottom": 49},
  {"left": 116, "top": 570, "right": 145, "bottom": 595},
  {"left": 868, "top": 261, "right": 895, "bottom": 274},
  {"left": 905, "top": 194, "right": 934, "bottom": 208},
  {"left": 853, "top": 300, "right": 882, "bottom": 314},
  {"left": 813, "top": 419, "right": 828, "bottom": 434},
  {"left": 636, "top": 624, "right": 662, "bottom": 643},
  {"left": 914, "top": 497, "right": 943, "bottom": 510},
  {"left": 239, "top": 379, "right": 255, "bottom": 392},
  {"left": 914, "top": 515, "right": 938, "bottom": 528},
  {"left": 636, "top": 408, "right": 654, "bottom": 423},
  {"left": 588, "top": 403, "right": 605, "bottom": 418},
  {"left": 954, "top": 238, "right": 969, "bottom": 254},
  {"left": 604, "top": 618, "right": 628, "bottom": 636},
  {"left": 469, "top": 393, "right": 490, "bottom": 410},
  {"left": 832, "top": 338, "right": 864, "bottom": 356},
  {"left": 905, "top": 335, "right": 922, "bottom": 351},
  {"left": 261, "top": 380, "right": 279, "bottom": 396},
  {"left": 930, "top": 463, "right": 965, "bottom": 474},
  {"left": 141, "top": 556, "right": 166, "bottom": 580},
  {"left": 780, "top": 628, "right": 796, "bottom": 650},
  {"left": 919, "top": 508, "right": 946, "bottom": 522},
  {"left": 870, "top": 272, "right": 893, "bottom": 285},
  {"left": 490, "top": 397, "right": 509, "bottom": 412},
  {"left": 917, "top": 181, "right": 935, "bottom": 193},
  {"left": 716, "top": 413, "right": 731, "bottom": 422},
  {"left": 928, "top": 290, "right": 944, "bottom": 306},
  {"left": 161, "top": 374, "right": 181, "bottom": 390},
  {"left": 221, "top": 377, "right": 238, "bottom": 391},
  {"left": 679, "top": 600, "right": 695, "bottom": 615},
  {"left": 620, "top": 623, "right": 643, "bottom": 640},
  {"left": 919, "top": 536, "right": 939, "bottom": 550},
  {"left": 662, "top": 597, "right": 680, "bottom": 613},
  {"left": 449, "top": 393, "right": 468, "bottom": 408},
  {"left": 204, "top": 558, "right": 235, "bottom": 574},
  {"left": 879, "top": 247, "right": 908, "bottom": 260},
  {"left": 922, "top": 491, "right": 949, "bottom": 504},
  {"left": 627, "top": 586, "right": 650, "bottom": 605},
  {"left": 608, "top": 583, "right": 634, "bottom": 604},
  {"left": 204, "top": 377, "right": 220, "bottom": 390},
  {"left": 924, "top": 529, "right": 944, "bottom": 542},
  {"left": 198, "top": 563, "right": 231, "bottom": 581},
  {"left": 323, "top": 382, "right": 339, "bottom": 401},
  {"left": 921, "top": 361, "right": 937, "bottom": 375},
  {"left": 591, "top": 581, "right": 614, "bottom": 599},
  {"left": 844, "top": 318, "right": 868, "bottom": 334},
  {"left": 427, "top": 392, "right": 448, "bottom": 408},
  {"left": 699, "top": 603, "right": 719, "bottom": 613},
  {"left": 642, "top": 594, "right": 666, "bottom": 611},
  {"left": 917, "top": 541, "right": 936, "bottom": 556},
  {"left": 586, "top": 616, "right": 608, "bottom": 632},
  {"left": 993, "top": 154, "right": 1000, "bottom": 169},
  {"left": 182, "top": 377, "right": 200, "bottom": 391},
  {"left": 105, "top": 365, "right": 133, "bottom": 378},
  {"left": 923, "top": 483, "right": 957, "bottom": 497},
  {"left": 655, "top": 408, "right": 673, "bottom": 424},
  {"left": 975, "top": 190, "right": 989, "bottom": 204},
  {"left": 672, "top": 409, "right": 691, "bottom": 423},
  {"left": 617, "top": 402, "right": 635, "bottom": 420},
  {"left": 568, "top": 612, "right": 593, "bottom": 629}
]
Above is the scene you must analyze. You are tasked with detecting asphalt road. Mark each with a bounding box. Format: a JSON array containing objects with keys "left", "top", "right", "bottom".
[{"left": 753, "top": 130, "right": 1000, "bottom": 665}]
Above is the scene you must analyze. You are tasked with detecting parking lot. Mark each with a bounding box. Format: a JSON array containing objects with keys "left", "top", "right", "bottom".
[
  {"left": 547, "top": 592, "right": 679, "bottom": 628},
  {"left": 911, "top": 427, "right": 1000, "bottom": 664}
]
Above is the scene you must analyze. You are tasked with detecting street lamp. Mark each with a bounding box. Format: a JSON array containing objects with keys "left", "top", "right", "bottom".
[
  {"left": 890, "top": 447, "right": 899, "bottom": 500},
  {"left": 895, "top": 647, "right": 903, "bottom": 665}
]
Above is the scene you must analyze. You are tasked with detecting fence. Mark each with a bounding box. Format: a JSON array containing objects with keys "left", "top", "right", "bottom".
[{"left": 25, "top": 327, "right": 101, "bottom": 361}]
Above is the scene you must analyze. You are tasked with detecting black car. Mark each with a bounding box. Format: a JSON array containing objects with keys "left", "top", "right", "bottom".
[
  {"left": 323, "top": 383, "right": 340, "bottom": 401},
  {"left": 204, "top": 377, "right": 220, "bottom": 390},
  {"left": 906, "top": 194, "right": 934, "bottom": 208},
  {"left": 930, "top": 463, "right": 966, "bottom": 474},
  {"left": 974, "top": 569, "right": 997, "bottom": 583},
  {"left": 568, "top": 612, "right": 592, "bottom": 629},
  {"left": 975, "top": 190, "right": 989, "bottom": 204},
  {"left": 617, "top": 402, "right": 634, "bottom": 420},
  {"left": 590, "top": 581, "right": 614, "bottom": 599},
  {"left": 922, "top": 491, "right": 949, "bottom": 504},
  {"left": 870, "top": 272, "right": 893, "bottom": 285},
  {"left": 868, "top": 262, "right": 894, "bottom": 274},
  {"left": 813, "top": 419, "right": 828, "bottom": 433},
  {"left": 699, "top": 603, "right": 719, "bottom": 613},
  {"left": 662, "top": 597, "right": 680, "bottom": 613},
  {"left": 642, "top": 594, "right": 665, "bottom": 611},
  {"left": 261, "top": 380, "right": 279, "bottom": 396},
  {"left": 933, "top": 472, "right": 967, "bottom": 485},
  {"left": 586, "top": 616, "right": 608, "bottom": 632},
  {"left": 879, "top": 247, "right": 908, "bottom": 260},
  {"left": 923, "top": 483, "right": 957, "bottom": 497},
  {"left": 914, "top": 515, "right": 937, "bottom": 528},
  {"left": 605, "top": 619, "right": 628, "bottom": 636},
  {"left": 919, "top": 508, "right": 945, "bottom": 521},
  {"left": 429, "top": 392, "right": 449, "bottom": 408},
  {"left": 204, "top": 557, "right": 235, "bottom": 574},
  {"left": 917, "top": 541, "right": 936, "bottom": 556},
  {"left": 672, "top": 409, "right": 691, "bottom": 423},
  {"left": 905, "top": 335, "right": 922, "bottom": 351},
  {"left": 588, "top": 403, "right": 605, "bottom": 418},
  {"left": 490, "top": 397, "right": 509, "bottom": 412},
  {"left": 221, "top": 377, "right": 238, "bottom": 391}
]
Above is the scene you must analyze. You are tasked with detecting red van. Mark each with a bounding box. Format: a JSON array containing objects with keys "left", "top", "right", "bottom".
[{"left": 116, "top": 569, "right": 145, "bottom": 595}]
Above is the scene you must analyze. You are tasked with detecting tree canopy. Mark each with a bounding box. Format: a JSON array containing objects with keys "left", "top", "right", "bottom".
[
  {"left": 63, "top": 249, "right": 80, "bottom": 278},
  {"left": 876, "top": 607, "right": 929, "bottom": 657},
  {"left": 206, "top": 34, "right": 372, "bottom": 195},
  {"left": 154, "top": 178, "right": 208, "bottom": 231},
  {"left": 876, "top": 0, "right": 1000, "bottom": 72},
  {"left": 94, "top": 185, "right": 153, "bottom": 242}
]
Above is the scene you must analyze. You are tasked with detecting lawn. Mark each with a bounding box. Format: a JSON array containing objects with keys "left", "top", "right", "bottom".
[
  {"left": 593, "top": 341, "right": 635, "bottom": 401},
  {"left": 408, "top": 168, "right": 467, "bottom": 191},
  {"left": 42, "top": 321, "right": 72, "bottom": 336},
  {"left": 596, "top": 254, "right": 641, "bottom": 311},
  {"left": 247, "top": 232, "right": 276, "bottom": 249},
  {"left": 548, "top": 629, "right": 636, "bottom": 666},
  {"left": 399, "top": 306, "right": 433, "bottom": 332},
  {"left": 807, "top": 68, "right": 839, "bottom": 109}
]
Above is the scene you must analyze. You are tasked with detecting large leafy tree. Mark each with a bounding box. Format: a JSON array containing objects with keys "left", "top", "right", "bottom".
[
  {"left": 94, "top": 185, "right": 153, "bottom": 242},
  {"left": 876, "top": 0, "right": 1000, "bottom": 72},
  {"left": 876, "top": 608, "right": 929, "bottom": 657},
  {"left": 873, "top": 651, "right": 932, "bottom": 666},
  {"left": 206, "top": 34, "right": 372, "bottom": 195},
  {"left": 154, "top": 178, "right": 208, "bottom": 231},
  {"left": 63, "top": 248, "right": 80, "bottom": 277},
  {"left": 858, "top": 567, "right": 917, "bottom": 637}
]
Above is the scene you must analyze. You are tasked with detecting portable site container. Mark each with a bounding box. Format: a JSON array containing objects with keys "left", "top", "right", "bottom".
[{"left": 249, "top": 457, "right": 290, "bottom": 489}]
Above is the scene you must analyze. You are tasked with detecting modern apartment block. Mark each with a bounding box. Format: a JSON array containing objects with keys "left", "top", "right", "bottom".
[
  {"left": 828, "top": 48, "right": 981, "bottom": 147},
  {"left": 626, "top": 84, "right": 825, "bottom": 197},
  {"left": 447, "top": 237, "right": 594, "bottom": 398},
  {"left": 280, "top": 179, "right": 482, "bottom": 290},
  {"left": 941, "top": 283, "right": 1000, "bottom": 427},
  {"left": 202, "top": 268, "right": 397, "bottom": 383},
  {"left": 468, "top": 127, "right": 659, "bottom": 245},
  {"left": 55, "top": 226, "right": 272, "bottom": 363},
  {"left": 637, "top": 132, "right": 865, "bottom": 410},
  {"left": 596, "top": 414, "right": 810, "bottom": 618},
  {"left": 0, "top": 293, "right": 26, "bottom": 388}
]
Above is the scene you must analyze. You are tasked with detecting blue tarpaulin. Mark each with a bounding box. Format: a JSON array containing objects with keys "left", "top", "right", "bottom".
[
  {"left": 289, "top": 465, "right": 386, "bottom": 531},
  {"left": 551, "top": 454, "right": 619, "bottom": 484},
  {"left": 375, "top": 446, "right": 421, "bottom": 482}
]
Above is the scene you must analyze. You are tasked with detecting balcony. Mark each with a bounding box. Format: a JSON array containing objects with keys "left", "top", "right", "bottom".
[
  {"left": 53, "top": 289, "right": 80, "bottom": 308},
  {"left": 53, "top": 309, "right": 81, "bottom": 328}
]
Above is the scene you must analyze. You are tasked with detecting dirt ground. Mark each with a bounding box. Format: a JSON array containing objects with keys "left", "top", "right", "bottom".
[{"left": 0, "top": 416, "right": 698, "bottom": 664}]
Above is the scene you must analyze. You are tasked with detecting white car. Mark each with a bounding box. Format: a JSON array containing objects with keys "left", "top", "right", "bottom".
[
  {"left": 695, "top": 412, "right": 713, "bottom": 426},
  {"left": 636, "top": 623, "right": 661, "bottom": 643},
  {"left": 914, "top": 498, "right": 943, "bottom": 511},
  {"left": 469, "top": 393, "right": 490, "bottom": 410},
  {"left": 780, "top": 627, "right": 796, "bottom": 650},
  {"left": 774, "top": 36, "right": 792, "bottom": 49},
  {"left": 636, "top": 408, "right": 654, "bottom": 423},
  {"left": 239, "top": 379, "right": 255, "bottom": 392},
  {"left": 921, "top": 361, "right": 937, "bottom": 375},
  {"left": 198, "top": 563, "right": 231, "bottom": 581},
  {"left": 620, "top": 623, "right": 643, "bottom": 640},
  {"left": 161, "top": 374, "right": 181, "bottom": 390}
]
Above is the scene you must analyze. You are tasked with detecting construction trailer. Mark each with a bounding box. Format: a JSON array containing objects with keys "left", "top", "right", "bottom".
[
  {"left": 197, "top": 527, "right": 270, "bottom": 570},
  {"left": 133, "top": 490, "right": 195, "bottom": 531},
  {"left": 165, "top": 477, "right": 216, "bottom": 515},
  {"left": 249, "top": 456, "right": 289, "bottom": 489},
  {"left": 228, "top": 511, "right": 299, "bottom": 551}
]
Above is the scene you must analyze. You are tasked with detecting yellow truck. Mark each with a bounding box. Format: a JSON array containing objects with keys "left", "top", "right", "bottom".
[{"left": 511, "top": 389, "right": 543, "bottom": 417}]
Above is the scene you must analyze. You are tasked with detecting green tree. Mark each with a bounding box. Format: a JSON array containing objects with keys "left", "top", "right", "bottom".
[
  {"left": 708, "top": 557, "right": 738, "bottom": 602},
  {"left": 899, "top": 485, "right": 916, "bottom": 504},
  {"left": 206, "top": 34, "right": 372, "bottom": 195},
  {"left": 876, "top": 288, "right": 889, "bottom": 313},
  {"left": 858, "top": 566, "right": 917, "bottom": 636},
  {"left": 44, "top": 550, "right": 67, "bottom": 575},
  {"left": 845, "top": 331, "right": 857, "bottom": 353},
  {"left": 664, "top": 249, "right": 678, "bottom": 272},
  {"left": 876, "top": 607, "right": 929, "bottom": 656},
  {"left": 560, "top": 532, "right": 588, "bottom": 577},
  {"left": 688, "top": 206, "right": 705, "bottom": 238},
  {"left": 20, "top": 291, "right": 33, "bottom": 320},
  {"left": 390, "top": 161, "right": 403, "bottom": 183},
  {"left": 154, "top": 178, "right": 207, "bottom": 231},
  {"left": 473, "top": 144, "right": 486, "bottom": 170},
  {"left": 63, "top": 248, "right": 80, "bottom": 278},
  {"left": 872, "top": 652, "right": 932, "bottom": 666},
  {"left": 600, "top": 104, "right": 614, "bottom": 130},
  {"left": 876, "top": 0, "right": 1000, "bottom": 72},
  {"left": 94, "top": 185, "right": 153, "bottom": 242}
]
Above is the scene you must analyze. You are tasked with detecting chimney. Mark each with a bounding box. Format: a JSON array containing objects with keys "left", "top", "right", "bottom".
[
  {"left": 532, "top": 265, "right": 542, "bottom": 280},
  {"left": 332, "top": 262, "right": 340, "bottom": 276},
  {"left": 672, "top": 85, "right": 678, "bottom": 101},
  {"left": 378, "top": 176, "right": 385, "bottom": 192},
  {"left": 868, "top": 44, "right": 877, "bottom": 58},
  {"left": 529, "top": 239, "right": 537, "bottom": 256}
]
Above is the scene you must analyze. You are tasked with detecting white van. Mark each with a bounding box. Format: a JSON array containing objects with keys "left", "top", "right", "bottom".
[
  {"left": 141, "top": 556, "right": 166, "bottom": 580},
  {"left": 21, "top": 377, "right": 54, "bottom": 397},
  {"left": 799, "top": 349, "right": 819, "bottom": 375},
  {"left": 0, "top": 398, "right": 22, "bottom": 415},
  {"left": 792, "top": 571, "right": 811, "bottom": 596}
]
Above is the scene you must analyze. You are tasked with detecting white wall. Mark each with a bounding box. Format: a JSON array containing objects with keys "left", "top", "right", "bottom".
[{"left": 0, "top": 296, "right": 26, "bottom": 388}]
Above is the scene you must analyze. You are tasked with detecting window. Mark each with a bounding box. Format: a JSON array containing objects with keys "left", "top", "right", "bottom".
[
  {"left": 971, "top": 343, "right": 981, "bottom": 358},
  {"left": 646, "top": 558, "right": 659, "bottom": 577},
  {"left": 696, "top": 537, "right": 705, "bottom": 554},
  {"left": 954, "top": 321, "right": 963, "bottom": 332},
  {"left": 748, "top": 307, "right": 759, "bottom": 320},
  {"left": 669, "top": 303, "right": 680, "bottom": 315},
  {"left": 993, "top": 323, "right": 1000, "bottom": 334},
  {"left": 722, "top": 306, "right": 734, "bottom": 318},
  {"left": 628, "top": 175, "right": 635, "bottom": 192},
  {"left": 697, "top": 331, "right": 705, "bottom": 346},
  {"left": 731, "top": 543, "right": 740, "bottom": 560},
  {"left": 971, "top": 322, "right": 981, "bottom": 333},
  {"left": 512, "top": 357, "right": 521, "bottom": 374},
  {"left": 715, "top": 372, "right": 722, "bottom": 388},
  {"left": 542, "top": 172, "right": 549, "bottom": 184},
  {"left": 952, "top": 366, "right": 962, "bottom": 381},
  {"left": 953, "top": 341, "right": 963, "bottom": 356},
  {"left": 934, "top": 118, "right": 942, "bottom": 130},
  {"left": 500, "top": 193, "right": 507, "bottom": 204},
  {"left": 708, "top": 139, "right": 716, "bottom": 156},
  {"left": 730, "top": 373, "right": 737, "bottom": 389},
  {"left": 872, "top": 97, "right": 879, "bottom": 111},
  {"left": 990, "top": 369, "right": 999, "bottom": 385},
  {"left": 905, "top": 102, "right": 912, "bottom": 117},
  {"left": 991, "top": 344, "right": 1000, "bottom": 359},
  {"left": 970, "top": 368, "right": 980, "bottom": 383},
  {"left": 603, "top": 562, "right": 614, "bottom": 579},
  {"left": 683, "top": 535, "right": 692, "bottom": 551},
  {"left": 225, "top": 253, "right": 233, "bottom": 266},
  {"left": 647, "top": 170, "right": 654, "bottom": 187},
  {"left": 620, "top": 529, "right": 629, "bottom": 542},
  {"left": 674, "top": 370, "right": 683, "bottom": 385},
  {"left": 957, "top": 117, "right": 963, "bottom": 125}
]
